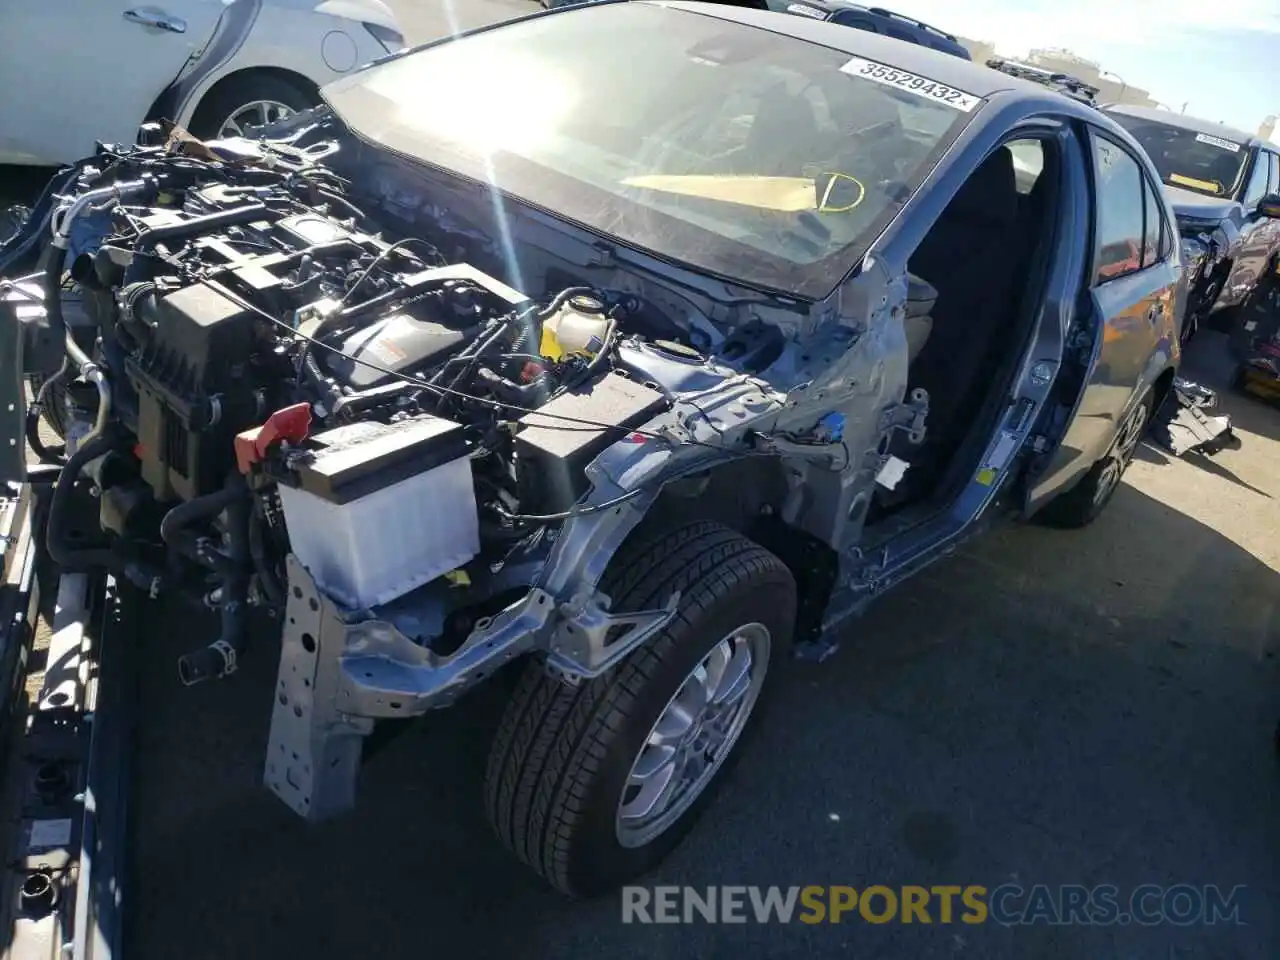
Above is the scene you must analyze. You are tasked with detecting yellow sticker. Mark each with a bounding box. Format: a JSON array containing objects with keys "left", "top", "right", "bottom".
[
  {"left": 1168, "top": 173, "right": 1221, "bottom": 194},
  {"left": 444, "top": 569, "right": 471, "bottom": 588},
  {"left": 975, "top": 467, "right": 997, "bottom": 486}
]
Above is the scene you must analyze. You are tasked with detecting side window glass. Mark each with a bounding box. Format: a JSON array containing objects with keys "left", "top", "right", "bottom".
[
  {"left": 1242, "top": 151, "right": 1270, "bottom": 207},
  {"left": 1159, "top": 196, "right": 1174, "bottom": 260},
  {"left": 1007, "top": 139, "right": 1045, "bottom": 195},
  {"left": 1142, "top": 177, "right": 1164, "bottom": 266},
  {"left": 1091, "top": 136, "right": 1145, "bottom": 284},
  {"left": 1269, "top": 152, "right": 1279, "bottom": 195}
]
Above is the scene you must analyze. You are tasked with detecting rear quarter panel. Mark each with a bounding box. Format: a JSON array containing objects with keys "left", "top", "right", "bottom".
[{"left": 172, "top": 3, "right": 386, "bottom": 128}]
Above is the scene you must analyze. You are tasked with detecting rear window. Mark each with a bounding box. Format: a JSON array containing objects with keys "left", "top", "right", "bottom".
[{"left": 324, "top": 3, "right": 978, "bottom": 299}]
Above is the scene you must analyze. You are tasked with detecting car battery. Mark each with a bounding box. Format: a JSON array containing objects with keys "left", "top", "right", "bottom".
[{"left": 277, "top": 414, "right": 479, "bottom": 609}]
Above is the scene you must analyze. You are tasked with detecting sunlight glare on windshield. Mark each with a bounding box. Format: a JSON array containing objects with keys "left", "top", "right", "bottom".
[{"left": 363, "top": 52, "right": 576, "bottom": 158}]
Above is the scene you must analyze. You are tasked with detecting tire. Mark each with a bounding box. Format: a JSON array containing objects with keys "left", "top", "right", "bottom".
[
  {"left": 483, "top": 521, "right": 796, "bottom": 897},
  {"left": 1179, "top": 307, "right": 1198, "bottom": 347},
  {"left": 1038, "top": 386, "right": 1153, "bottom": 529},
  {"left": 26, "top": 373, "right": 68, "bottom": 438},
  {"left": 188, "top": 74, "right": 317, "bottom": 140}
]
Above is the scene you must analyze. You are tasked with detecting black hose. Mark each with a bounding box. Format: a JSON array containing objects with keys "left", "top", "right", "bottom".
[
  {"left": 300, "top": 348, "right": 343, "bottom": 410},
  {"left": 431, "top": 317, "right": 514, "bottom": 411},
  {"left": 25, "top": 403, "right": 66, "bottom": 464},
  {"left": 534, "top": 286, "right": 596, "bottom": 321},
  {"left": 476, "top": 367, "right": 555, "bottom": 405},
  {"left": 314, "top": 188, "right": 366, "bottom": 221},
  {"left": 248, "top": 507, "right": 283, "bottom": 606},
  {"left": 552, "top": 317, "right": 618, "bottom": 399},
  {"left": 133, "top": 202, "right": 274, "bottom": 253},
  {"left": 46, "top": 432, "right": 118, "bottom": 570},
  {"left": 176, "top": 487, "right": 252, "bottom": 686},
  {"left": 159, "top": 482, "right": 245, "bottom": 579},
  {"left": 42, "top": 243, "right": 69, "bottom": 345}
]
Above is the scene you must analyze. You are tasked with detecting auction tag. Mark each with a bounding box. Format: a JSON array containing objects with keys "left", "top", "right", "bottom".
[
  {"left": 841, "top": 57, "right": 982, "bottom": 112},
  {"left": 1194, "top": 133, "right": 1240, "bottom": 153},
  {"left": 787, "top": 3, "right": 827, "bottom": 18}
]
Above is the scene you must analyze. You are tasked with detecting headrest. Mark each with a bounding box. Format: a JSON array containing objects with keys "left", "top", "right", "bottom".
[{"left": 945, "top": 145, "right": 1019, "bottom": 225}]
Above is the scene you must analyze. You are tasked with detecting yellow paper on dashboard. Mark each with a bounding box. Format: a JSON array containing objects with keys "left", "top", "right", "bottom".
[
  {"left": 1168, "top": 173, "right": 1221, "bottom": 194},
  {"left": 622, "top": 175, "right": 819, "bottom": 212}
]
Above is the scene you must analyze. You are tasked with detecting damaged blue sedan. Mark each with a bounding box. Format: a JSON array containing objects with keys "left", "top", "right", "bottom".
[{"left": 0, "top": 0, "right": 1183, "bottom": 896}]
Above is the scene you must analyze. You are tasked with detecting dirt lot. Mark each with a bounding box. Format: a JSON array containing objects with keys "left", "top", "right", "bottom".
[{"left": 3, "top": 4, "right": 1278, "bottom": 956}]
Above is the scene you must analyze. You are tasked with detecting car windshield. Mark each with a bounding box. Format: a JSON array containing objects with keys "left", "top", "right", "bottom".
[
  {"left": 321, "top": 3, "right": 978, "bottom": 299},
  {"left": 1108, "top": 114, "right": 1248, "bottom": 199}
]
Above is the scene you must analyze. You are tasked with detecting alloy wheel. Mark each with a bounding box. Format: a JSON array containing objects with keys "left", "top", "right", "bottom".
[
  {"left": 1094, "top": 398, "right": 1149, "bottom": 507},
  {"left": 615, "top": 623, "right": 771, "bottom": 848},
  {"left": 216, "top": 100, "right": 296, "bottom": 139}
]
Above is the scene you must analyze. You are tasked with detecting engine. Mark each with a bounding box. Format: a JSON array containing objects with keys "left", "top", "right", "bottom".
[
  {"left": 25, "top": 137, "right": 674, "bottom": 685},
  {"left": 112, "top": 187, "right": 541, "bottom": 503}
]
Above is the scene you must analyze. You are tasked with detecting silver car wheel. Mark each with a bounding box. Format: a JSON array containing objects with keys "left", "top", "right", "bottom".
[
  {"left": 1094, "top": 397, "right": 1149, "bottom": 506},
  {"left": 216, "top": 100, "right": 297, "bottom": 139},
  {"left": 615, "top": 623, "right": 771, "bottom": 849}
]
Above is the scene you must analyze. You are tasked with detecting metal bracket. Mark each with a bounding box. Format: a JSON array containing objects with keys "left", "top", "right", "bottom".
[
  {"left": 264, "top": 558, "right": 373, "bottom": 822},
  {"left": 546, "top": 589, "right": 680, "bottom": 679},
  {"left": 878, "top": 387, "right": 929, "bottom": 445},
  {"left": 266, "top": 557, "right": 559, "bottom": 821}
]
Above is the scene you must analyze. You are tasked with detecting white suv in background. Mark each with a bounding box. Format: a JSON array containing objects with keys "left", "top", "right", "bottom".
[{"left": 0, "top": 0, "right": 405, "bottom": 167}]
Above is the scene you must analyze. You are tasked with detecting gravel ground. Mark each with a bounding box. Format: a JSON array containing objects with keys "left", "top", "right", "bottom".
[{"left": 4, "top": 4, "right": 1279, "bottom": 956}]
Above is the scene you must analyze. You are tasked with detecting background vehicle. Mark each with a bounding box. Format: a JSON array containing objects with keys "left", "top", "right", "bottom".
[
  {"left": 1230, "top": 256, "right": 1280, "bottom": 399},
  {"left": 0, "top": 0, "right": 1180, "bottom": 897},
  {"left": 986, "top": 58, "right": 1099, "bottom": 106},
  {"left": 763, "top": 0, "right": 971, "bottom": 58},
  {"left": 543, "top": 0, "right": 972, "bottom": 56},
  {"left": 1103, "top": 105, "right": 1280, "bottom": 344},
  {"left": 0, "top": 0, "right": 404, "bottom": 166}
]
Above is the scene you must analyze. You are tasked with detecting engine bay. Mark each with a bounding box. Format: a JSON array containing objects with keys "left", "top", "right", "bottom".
[{"left": 20, "top": 134, "right": 769, "bottom": 684}]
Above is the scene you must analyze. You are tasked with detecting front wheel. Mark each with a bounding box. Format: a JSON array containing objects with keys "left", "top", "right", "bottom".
[
  {"left": 483, "top": 521, "right": 796, "bottom": 897},
  {"left": 1038, "top": 387, "right": 1152, "bottom": 529}
]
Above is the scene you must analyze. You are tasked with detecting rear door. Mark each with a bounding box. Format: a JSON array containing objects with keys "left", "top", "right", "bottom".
[
  {"left": 0, "top": 0, "right": 225, "bottom": 166},
  {"left": 1024, "top": 129, "right": 1179, "bottom": 513}
]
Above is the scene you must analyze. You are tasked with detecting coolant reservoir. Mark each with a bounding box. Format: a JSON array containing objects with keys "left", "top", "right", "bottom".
[{"left": 540, "top": 294, "right": 609, "bottom": 361}]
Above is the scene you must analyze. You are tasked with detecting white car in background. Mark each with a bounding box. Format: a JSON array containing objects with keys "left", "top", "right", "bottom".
[{"left": 0, "top": 0, "right": 405, "bottom": 167}]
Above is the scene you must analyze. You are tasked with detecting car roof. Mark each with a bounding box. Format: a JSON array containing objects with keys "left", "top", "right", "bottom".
[
  {"left": 1102, "top": 104, "right": 1261, "bottom": 150},
  {"left": 653, "top": 1, "right": 1033, "bottom": 97},
  {"left": 784, "top": 0, "right": 963, "bottom": 41}
]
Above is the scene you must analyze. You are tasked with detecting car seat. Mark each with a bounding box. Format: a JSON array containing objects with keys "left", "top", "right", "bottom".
[
  {"left": 742, "top": 85, "right": 821, "bottom": 177},
  {"left": 1206, "top": 152, "right": 1240, "bottom": 194},
  {"left": 893, "top": 145, "right": 1022, "bottom": 496}
]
